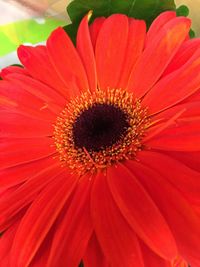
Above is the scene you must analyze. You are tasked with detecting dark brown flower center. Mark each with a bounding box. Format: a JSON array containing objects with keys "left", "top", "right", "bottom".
[
  {"left": 72, "top": 103, "right": 130, "bottom": 152},
  {"left": 53, "top": 88, "right": 149, "bottom": 175}
]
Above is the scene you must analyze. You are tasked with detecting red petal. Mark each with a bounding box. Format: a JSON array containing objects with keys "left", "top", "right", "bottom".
[
  {"left": 6, "top": 73, "right": 65, "bottom": 107},
  {"left": 163, "top": 38, "right": 200, "bottom": 76},
  {"left": 0, "top": 137, "right": 55, "bottom": 169},
  {"left": 91, "top": 172, "right": 145, "bottom": 267},
  {"left": 0, "top": 186, "right": 20, "bottom": 200},
  {"left": 145, "top": 119, "right": 200, "bottom": 151},
  {"left": 0, "top": 65, "right": 28, "bottom": 79},
  {"left": 140, "top": 241, "right": 171, "bottom": 267},
  {"left": 0, "top": 162, "right": 61, "bottom": 231},
  {"left": 172, "top": 257, "right": 189, "bottom": 267},
  {"left": 10, "top": 171, "right": 77, "bottom": 267},
  {"left": 146, "top": 11, "right": 176, "bottom": 45},
  {"left": 183, "top": 89, "right": 200, "bottom": 103},
  {"left": 0, "top": 156, "right": 56, "bottom": 189},
  {"left": 95, "top": 14, "right": 129, "bottom": 90},
  {"left": 147, "top": 101, "right": 200, "bottom": 144},
  {"left": 118, "top": 18, "right": 146, "bottom": 89},
  {"left": 83, "top": 233, "right": 110, "bottom": 267},
  {"left": 142, "top": 48, "right": 200, "bottom": 115},
  {"left": 89, "top": 17, "right": 105, "bottom": 48},
  {"left": 127, "top": 17, "right": 191, "bottom": 98},
  {"left": 0, "top": 95, "right": 18, "bottom": 109},
  {"left": 0, "top": 79, "right": 58, "bottom": 120},
  {"left": 47, "top": 175, "right": 93, "bottom": 267},
  {"left": 152, "top": 101, "right": 200, "bottom": 122},
  {"left": 29, "top": 234, "right": 51, "bottom": 267},
  {"left": 0, "top": 81, "right": 52, "bottom": 119},
  {"left": 135, "top": 151, "right": 200, "bottom": 205},
  {"left": 144, "top": 105, "right": 185, "bottom": 142},
  {"left": 0, "top": 255, "right": 10, "bottom": 267},
  {"left": 17, "top": 45, "right": 69, "bottom": 98},
  {"left": 165, "top": 151, "right": 200, "bottom": 173},
  {"left": 30, "top": 251, "right": 48, "bottom": 267},
  {"left": 29, "top": 222, "right": 58, "bottom": 267},
  {"left": 0, "top": 220, "right": 20, "bottom": 263},
  {"left": 47, "top": 27, "right": 89, "bottom": 97},
  {"left": 0, "top": 251, "right": 11, "bottom": 266},
  {"left": 108, "top": 163, "right": 177, "bottom": 260},
  {"left": 128, "top": 156, "right": 200, "bottom": 266},
  {"left": 0, "top": 111, "right": 53, "bottom": 138},
  {"left": 77, "top": 11, "right": 97, "bottom": 92}
]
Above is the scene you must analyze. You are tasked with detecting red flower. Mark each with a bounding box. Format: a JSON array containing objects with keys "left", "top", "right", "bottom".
[{"left": 0, "top": 10, "right": 200, "bottom": 267}]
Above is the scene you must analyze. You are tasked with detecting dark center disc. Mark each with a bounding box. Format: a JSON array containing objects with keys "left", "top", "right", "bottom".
[{"left": 72, "top": 103, "right": 130, "bottom": 152}]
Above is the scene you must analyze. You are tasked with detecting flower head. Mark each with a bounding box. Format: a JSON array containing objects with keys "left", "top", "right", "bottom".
[{"left": 1, "top": 10, "right": 200, "bottom": 267}]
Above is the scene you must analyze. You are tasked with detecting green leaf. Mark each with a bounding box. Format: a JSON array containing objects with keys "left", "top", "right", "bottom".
[
  {"left": 111, "top": 0, "right": 176, "bottom": 27},
  {"left": 63, "top": 22, "right": 80, "bottom": 44},
  {"left": 176, "top": 5, "right": 189, "bottom": 17},
  {"left": 65, "top": 0, "right": 176, "bottom": 43},
  {"left": 11, "top": 64, "right": 23, "bottom": 68},
  {"left": 67, "top": 0, "right": 176, "bottom": 25},
  {"left": 176, "top": 5, "right": 195, "bottom": 38},
  {"left": 189, "top": 28, "right": 195, "bottom": 38},
  {"left": 67, "top": 0, "right": 110, "bottom": 23}
]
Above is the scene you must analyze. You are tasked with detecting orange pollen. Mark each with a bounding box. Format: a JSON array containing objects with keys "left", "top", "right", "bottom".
[{"left": 53, "top": 88, "right": 150, "bottom": 176}]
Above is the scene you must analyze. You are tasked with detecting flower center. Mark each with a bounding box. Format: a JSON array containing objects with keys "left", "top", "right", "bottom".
[
  {"left": 72, "top": 103, "right": 130, "bottom": 152},
  {"left": 53, "top": 89, "right": 149, "bottom": 176}
]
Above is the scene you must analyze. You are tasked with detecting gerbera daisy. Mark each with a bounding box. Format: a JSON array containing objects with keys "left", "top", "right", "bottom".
[{"left": 0, "top": 10, "right": 200, "bottom": 267}]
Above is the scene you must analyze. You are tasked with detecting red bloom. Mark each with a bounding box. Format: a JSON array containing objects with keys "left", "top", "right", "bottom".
[{"left": 0, "top": 10, "right": 200, "bottom": 267}]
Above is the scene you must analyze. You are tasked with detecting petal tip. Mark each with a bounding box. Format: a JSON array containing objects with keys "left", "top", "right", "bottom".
[
  {"left": 17, "top": 45, "right": 31, "bottom": 62},
  {"left": 48, "top": 26, "right": 65, "bottom": 40},
  {"left": 178, "top": 16, "right": 191, "bottom": 29},
  {"left": 87, "top": 10, "right": 93, "bottom": 21}
]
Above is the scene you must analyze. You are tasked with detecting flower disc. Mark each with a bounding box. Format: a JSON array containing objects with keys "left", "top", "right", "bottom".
[{"left": 53, "top": 89, "right": 149, "bottom": 175}]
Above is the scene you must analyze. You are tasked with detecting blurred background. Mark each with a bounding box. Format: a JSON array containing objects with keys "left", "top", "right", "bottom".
[
  {"left": 0, "top": 0, "right": 200, "bottom": 68},
  {"left": 176, "top": 0, "right": 200, "bottom": 35},
  {"left": 0, "top": 0, "right": 71, "bottom": 24},
  {"left": 0, "top": 0, "right": 199, "bottom": 31},
  {"left": 0, "top": 0, "right": 71, "bottom": 67}
]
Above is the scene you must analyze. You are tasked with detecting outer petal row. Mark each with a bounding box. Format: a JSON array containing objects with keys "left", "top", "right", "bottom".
[
  {"left": 127, "top": 155, "right": 200, "bottom": 266},
  {"left": 91, "top": 172, "right": 144, "bottom": 267},
  {"left": 13, "top": 12, "right": 192, "bottom": 105},
  {"left": 127, "top": 16, "right": 191, "bottom": 98}
]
